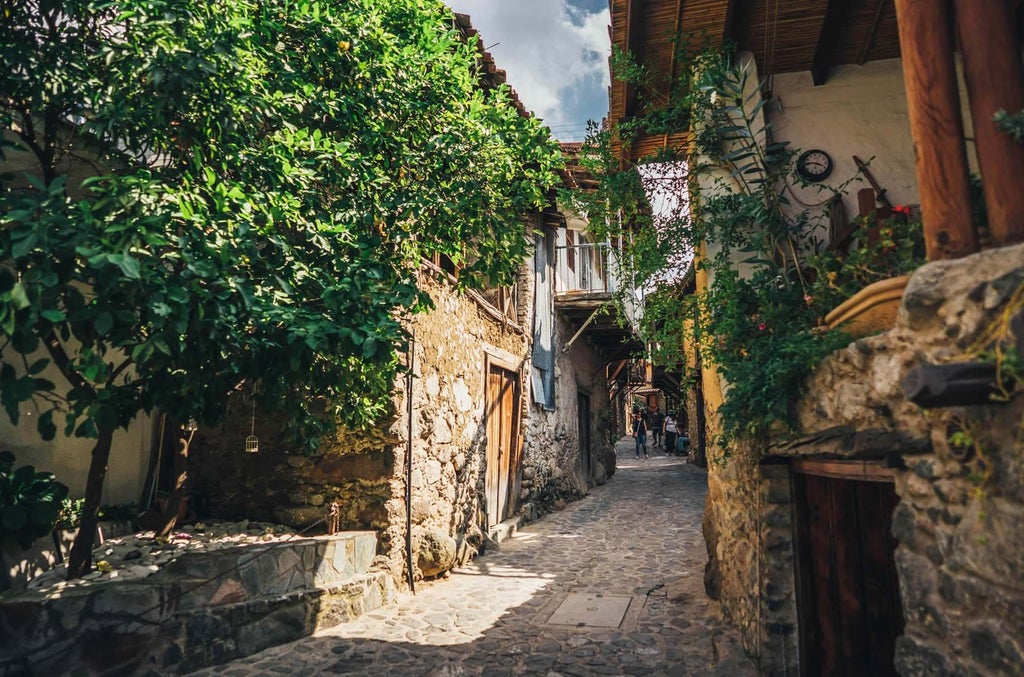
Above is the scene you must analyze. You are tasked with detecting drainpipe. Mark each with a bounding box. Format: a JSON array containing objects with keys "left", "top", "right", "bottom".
[
  {"left": 756, "top": 460, "right": 763, "bottom": 661},
  {"left": 405, "top": 329, "right": 416, "bottom": 594}
]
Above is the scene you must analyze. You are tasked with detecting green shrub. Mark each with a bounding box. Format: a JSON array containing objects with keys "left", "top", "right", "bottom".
[{"left": 0, "top": 451, "right": 69, "bottom": 549}]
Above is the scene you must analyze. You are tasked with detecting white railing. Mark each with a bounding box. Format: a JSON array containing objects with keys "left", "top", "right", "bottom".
[{"left": 555, "top": 242, "right": 617, "bottom": 295}]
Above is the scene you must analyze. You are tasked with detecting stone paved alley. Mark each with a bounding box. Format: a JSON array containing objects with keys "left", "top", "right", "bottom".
[{"left": 193, "top": 439, "right": 756, "bottom": 676}]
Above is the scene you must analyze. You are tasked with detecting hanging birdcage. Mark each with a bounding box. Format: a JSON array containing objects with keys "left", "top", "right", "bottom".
[{"left": 244, "top": 384, "right": 259, "bottom": 453}]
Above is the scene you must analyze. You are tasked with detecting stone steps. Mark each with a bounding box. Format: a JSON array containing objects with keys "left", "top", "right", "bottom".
[{"left": 0, "top": 532, "right": 395, "bottom": 675}]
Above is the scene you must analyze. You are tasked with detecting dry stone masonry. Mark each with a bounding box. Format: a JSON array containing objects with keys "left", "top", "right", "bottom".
[
  {"left": 703, "top": 243, "right": 1024, "bottom": 675},
  {"left": 191, "top": 260, "right": 612, "bottom": 588},
  {"left": 0, "top": 528, "right": 394, "bottom": 674}
]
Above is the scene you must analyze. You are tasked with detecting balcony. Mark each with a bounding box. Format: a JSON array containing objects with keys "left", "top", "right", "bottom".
[
  {"left": 553, "top": 240, "right": 643, "bottom": 359},
  {"left": 555, "top": 241, "right": 616, "bottom": 299}
]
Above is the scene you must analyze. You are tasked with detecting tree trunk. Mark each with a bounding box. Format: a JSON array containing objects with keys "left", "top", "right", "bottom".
[
  {"left": 66, "top": 426, "right": 114, "bottom": 579},
  {"left": 156, "top": 431, "right": 191, "bottom": 538}
]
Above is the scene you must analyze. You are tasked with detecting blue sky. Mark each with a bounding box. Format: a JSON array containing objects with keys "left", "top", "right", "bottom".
[{"left": 446, "top": 0, "right": 611, "bottom": 141}]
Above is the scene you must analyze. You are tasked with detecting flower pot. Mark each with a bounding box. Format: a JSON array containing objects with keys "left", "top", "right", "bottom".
[{"left": 824, "top": 275, "right": 910, "bottom": 337}]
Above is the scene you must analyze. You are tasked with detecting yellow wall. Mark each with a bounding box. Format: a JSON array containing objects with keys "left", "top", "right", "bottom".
[{"left": 0, "top": 350, "right": 153, "bottom": 507}]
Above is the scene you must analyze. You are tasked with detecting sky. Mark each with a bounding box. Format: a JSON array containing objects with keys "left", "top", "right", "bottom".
[{"left": 445, "top": 0, "right": 611, "bottom": 141}]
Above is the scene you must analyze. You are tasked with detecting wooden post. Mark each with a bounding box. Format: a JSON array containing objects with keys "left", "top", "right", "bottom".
[
  {"left": 893, "top": 0, "right": 978, "bottom": 260},
  {"left": 955, "top": 0, "right": 1024, "bottom": 247}
]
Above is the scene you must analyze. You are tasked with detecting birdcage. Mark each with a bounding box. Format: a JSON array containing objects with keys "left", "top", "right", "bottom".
[{"left": 244, "top": 384, "right": 259, "bottom": 453}]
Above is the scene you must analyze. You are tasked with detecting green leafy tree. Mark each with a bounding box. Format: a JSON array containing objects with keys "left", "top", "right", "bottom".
[{"left": 1, "top": 0, "right": 559, "bottom": 578}]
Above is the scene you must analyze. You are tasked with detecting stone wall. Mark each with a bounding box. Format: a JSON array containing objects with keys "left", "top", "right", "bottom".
[
  {"left": 701, "top": 434, "right": 761, "bottom": 654},
  {"left": 395, "top": 269, "right": 531, "bottom": 573},
  {"left": 0, "top": 532, "right": 394, "bottom": 674},
  {"left": 192, "top": 266, "right": 535, "bottom": 584},
  {"left": 702, "top": 243, "right": 1024, "bottom": 675},
  {"left": 191, "top": 252, "right": 616, "bottom": 586},
  {"left": 521, "top": 312, "right": 615, "bottom": 517}
]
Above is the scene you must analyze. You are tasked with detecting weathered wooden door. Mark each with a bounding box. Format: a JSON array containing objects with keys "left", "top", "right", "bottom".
[
  {"left": 577, "top": 392, "right": 591, "bottom": 478},
  {"left": 793, "top": 462, "right": 904, "bottom": 676},
  {"left": 485, "top": 365, "right": 520, "bottom": 529}
]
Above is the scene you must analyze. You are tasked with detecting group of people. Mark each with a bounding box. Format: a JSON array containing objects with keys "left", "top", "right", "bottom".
[{"left": 630, "top": 405, "right": 690, "bottom": 460}]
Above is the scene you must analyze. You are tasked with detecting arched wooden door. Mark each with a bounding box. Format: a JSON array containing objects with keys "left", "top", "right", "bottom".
[{"left": 485, "top": 363, "right": 521, "bottom": 529}]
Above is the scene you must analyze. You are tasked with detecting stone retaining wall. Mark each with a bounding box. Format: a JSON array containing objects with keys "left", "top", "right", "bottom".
[{"left": 0, "top": 532, "right": 394, "bottom": 674}]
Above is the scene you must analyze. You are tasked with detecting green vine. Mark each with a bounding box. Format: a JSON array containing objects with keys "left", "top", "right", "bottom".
[
  {"left": 572, "top": 43, "right": 929, "bottom": 451},
  {"left": 994, "top": 108, "right": 1024, "bottom": 144}
]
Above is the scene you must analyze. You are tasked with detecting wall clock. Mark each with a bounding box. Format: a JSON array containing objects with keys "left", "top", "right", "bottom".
[{"left": 795, "top": 149, "right": 834, "bottom": 182}]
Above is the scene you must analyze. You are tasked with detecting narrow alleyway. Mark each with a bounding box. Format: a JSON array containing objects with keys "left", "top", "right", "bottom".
[{"left": 193, "top": 439, "right": 756, "bottom": 676}]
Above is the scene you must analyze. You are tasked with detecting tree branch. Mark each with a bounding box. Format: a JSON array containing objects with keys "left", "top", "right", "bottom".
[{"left": 43, "top": 330, "right": 90, "bottom": 392}]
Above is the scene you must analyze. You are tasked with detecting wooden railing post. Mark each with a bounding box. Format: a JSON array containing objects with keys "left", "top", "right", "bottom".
[
  {"left": 955, "top": 0, "right": 1024, "bottom": 248},
  {"left": 894, "top": 0, "right": 978, "bottom": 260}
]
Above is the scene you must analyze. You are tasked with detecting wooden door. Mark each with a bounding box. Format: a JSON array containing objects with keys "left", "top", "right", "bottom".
[
  {"left": 485, "top": 365, "right": 520, "bottom": 529},
  {"left": 793, "top": 464, "right": 904, "bottom": 676},
  {"left": 577, "top": 392, "right": 591, "bottom": 478}
]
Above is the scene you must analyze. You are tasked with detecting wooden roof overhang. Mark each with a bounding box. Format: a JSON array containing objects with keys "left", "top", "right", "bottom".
[
  {"left": 608, "top": 0, "right": 905, "bottom": 165},
  {"left": 610, "top": 1, "right": 1024, "bottom": 309}
]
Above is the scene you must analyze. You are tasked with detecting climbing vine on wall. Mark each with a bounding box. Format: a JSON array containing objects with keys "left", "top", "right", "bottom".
[{"left": 571, "top": 43, "right": 876, "bottom": 450}]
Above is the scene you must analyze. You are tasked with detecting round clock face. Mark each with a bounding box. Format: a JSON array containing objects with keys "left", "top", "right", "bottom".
[{"left": 796, "top": 149, "right": 833, "bottom": 182}]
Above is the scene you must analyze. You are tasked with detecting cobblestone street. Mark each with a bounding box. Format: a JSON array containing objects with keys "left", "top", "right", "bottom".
[{"left": 193, "top": 438, "right": 756, "bottom": 676}]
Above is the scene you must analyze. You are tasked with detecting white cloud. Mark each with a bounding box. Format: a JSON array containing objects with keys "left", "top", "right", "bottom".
[{"left": 445, "top": 0, "right": 610, "bottom": 135}]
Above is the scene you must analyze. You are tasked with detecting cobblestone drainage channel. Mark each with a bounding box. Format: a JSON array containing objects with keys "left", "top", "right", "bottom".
[{"left": 538, "top": 593, "right": 643, "bottom": 632}]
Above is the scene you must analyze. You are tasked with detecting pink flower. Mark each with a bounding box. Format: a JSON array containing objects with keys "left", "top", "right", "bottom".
[{"left": 758, "top": 323, "right": 766, "bottom": 331}]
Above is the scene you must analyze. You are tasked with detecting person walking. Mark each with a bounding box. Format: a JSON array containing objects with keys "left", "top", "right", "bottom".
[
  {"left": 631, "top": 409, "right": 649, "bottom": 459},
  {"left": 651, "top": 407, "right": 665, "bottom": 449},
  {"left": 663, "top": 411, "right": 678, "bottom": 456}
]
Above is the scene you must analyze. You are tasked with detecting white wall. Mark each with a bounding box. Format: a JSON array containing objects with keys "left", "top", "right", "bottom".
[
  {"left": 767, "top": 56, "right": 976, "bottom": 237},
  {"left": 769, "top": 59, "right": 918, "bottom": 225}
]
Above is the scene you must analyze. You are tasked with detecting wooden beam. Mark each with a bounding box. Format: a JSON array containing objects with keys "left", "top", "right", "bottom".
[
  {"left": 608, "top": 359, "right": 628, "bottom": 384},
  {"left": 791, "top": 458, "right": 895, "bottom": 483},
  {"left": 893, "top": 0, "right": 978, "bottom": 260},
  {"left": 812, "top": 0, "right": 850, "bottom": 86},
  {"left": 902, "top": 361, "right": 1002, "bottom": 408},
  {"left": 622, "top": 0, "right": 637, "bottom": 120},
  {"left": 722, "top": 0, "right": 740, "bottom": 44},
  {"left": 954, "top": 0, "right": 1024, "bottom": 248},
  {"left": 859, "top": 0, "right": 888, "bottom": 65}
]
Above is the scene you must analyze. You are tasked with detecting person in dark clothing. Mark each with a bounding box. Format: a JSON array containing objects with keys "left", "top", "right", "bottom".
[
  {"left": 663, "top": 411, "right": 678, "bottom": 455},
  {"left": 651, "top": 407, "right": 665, "bottom": 448},
  {"left": 631, "top": 410, "right": 648, "bottom": 459}
]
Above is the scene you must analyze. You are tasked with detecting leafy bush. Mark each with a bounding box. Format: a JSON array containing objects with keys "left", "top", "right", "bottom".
[
  {"left": 809, "top": 208, "right": 926, "bottom": 310},
  {"left": 0, "top": 451, "right": 69, "bottom": 549},
  {"left": 56, "top": 497, "right": 86, "bottom": 530}
]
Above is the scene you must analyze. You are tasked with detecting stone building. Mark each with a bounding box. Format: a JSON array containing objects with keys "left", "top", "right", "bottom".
[
  {"left": 610, "top": 1, "right": 1024, "bottom": 675},
  {"left": 188, "top": 207, "right": 624, "bottom": 585},
  {"left": 187, "top": 40, "right": 634, "bottom": 588}
]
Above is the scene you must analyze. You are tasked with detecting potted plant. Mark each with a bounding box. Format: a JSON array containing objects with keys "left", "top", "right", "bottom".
[{"left": 811, "top": 206, "right": 926, "bottom": 337}]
